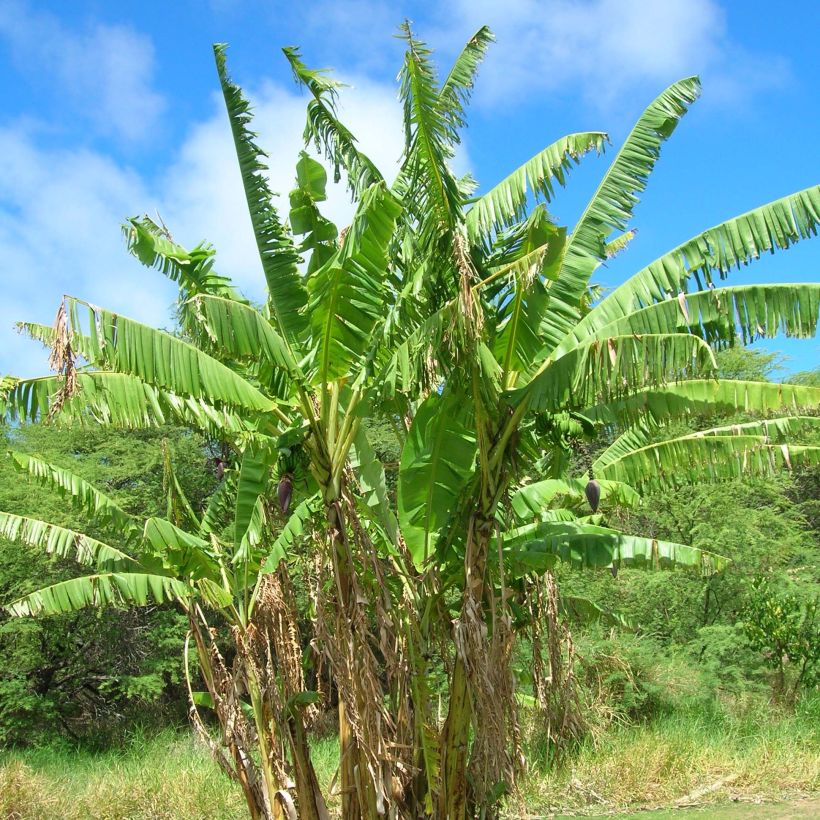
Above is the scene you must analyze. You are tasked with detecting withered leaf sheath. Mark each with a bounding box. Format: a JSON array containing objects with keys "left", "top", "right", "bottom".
[
  {"left": 278, "top": 473, "right": 293, "bottom": 515},
  {"left": 585, "top": 479, "right": 601, "bottom": 513}
]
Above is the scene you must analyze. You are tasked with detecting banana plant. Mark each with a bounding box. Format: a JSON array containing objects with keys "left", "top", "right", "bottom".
[
  {"left": 0, "top": 42, "right": 423, "bottom": 820},
  {"left": 0, "top": 444, "right": 326, "bottom": 819},
  {"left": 2, "top": 25, "right": 820, "bottom": 820},
  {"left": 331, "top": 26, "right": 820, "bottom": 818}
]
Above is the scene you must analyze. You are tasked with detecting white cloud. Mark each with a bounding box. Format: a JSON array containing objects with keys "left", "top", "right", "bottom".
[
  {"left": 286, "top": 0, "right": 789, "bottom": 115},
  {"left": 436, "top": 0, "right": 789, "bottom": 111},
  {"left": 157, "top": 76, "right": 407, "bottom": 300},
  {"left": 0, "top": 0, "right": 165, "bottom": 143},
  {"left": 0, "top": 126, "right": 176, "bottom": 377},
  {"left": 0, "top": 74, "right": 407, "bottom": 376}
]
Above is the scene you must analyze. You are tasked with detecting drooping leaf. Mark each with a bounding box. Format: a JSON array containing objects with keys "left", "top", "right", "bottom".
[
  {"left": 583, "top": 283, "right": 820, "bottom": 348},
  {"left": 0, "top": 512, "right": 139, "bottom": 572},
  {"left": 501, "top": 520, "right": 728, "bottom": 577},
  {"left": 438, "top": 26, "right": 494, "bottom": 144},
  {"left": 584, "top": 379, "right": 820, "bottom": 427},
  {"left": 283, "top": 46, "right": 383, "bottom": 194},
  {"left": 511, "top": 333, "right": 716, "bottom": 412},
  {"left": 492, "top": 216, "right": 567, "bottom": 384},
  {"left": 593, "top": 429, "right": 820, "bottom": 492},
  {"left": 595, "top": 415, "right": 820, "bottom": 478},
  {"left": 568, "top": 185, "right": 820, "bottom": 347},
  {"left": 188, "top": 295, "right": 300, "bottom": 378},
  {"left": 123, "top": 216, "right": 243, "bottom": 308},
  {"left": 2, "top": 372, "right": 254, "bottom": 437},
  {"left": 64, "top": 299, "right": 276, "bottom": 416},
  {"left": 199, "top": 471, "right": 238, "bottom": 538},
  {"left": 6, "top": 572, "right": 190, "bottom": 617},
  {"left": 8, "top": 451, "right": 140, "bottom": 537}
]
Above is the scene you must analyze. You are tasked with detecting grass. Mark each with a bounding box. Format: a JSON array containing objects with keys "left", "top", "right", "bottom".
[
  {"left": 512, "top": 700, "right": 820, "bottom": 817},
  {"left": 1, "top": 704, "right": 817, "bottom": 819},
  {"left": 0, "top": 728, "right": 244, "bottom": 820}
]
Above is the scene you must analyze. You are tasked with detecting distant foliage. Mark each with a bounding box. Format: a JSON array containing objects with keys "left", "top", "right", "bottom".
[{"left": 0, "top": 425, "right": 214, "bottom": 744}]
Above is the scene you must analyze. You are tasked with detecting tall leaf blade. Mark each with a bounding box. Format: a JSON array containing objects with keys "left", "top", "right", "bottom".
[
  {"left": 214, "top": 43, "right": 308, "bottom": 343},
  {"left": 306, "top": 181, "right": 402, "bottom": 382},
  {"left": 544, "top": 77, "right": 701, "bottom": 353},
  {"left": 398, "top": 391, "right": 477, "bottom": 568}
]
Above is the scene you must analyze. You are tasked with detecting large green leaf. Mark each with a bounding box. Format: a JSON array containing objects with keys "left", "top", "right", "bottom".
[
  {"left": 511, "top": 333, "right": 716, "bottom": 412},
  {"left": 585, "top": 283, "right": 820, "bottom": 348},
  {"left": 594, "top": 415, "right": 820, "bottom": 478},
  {"left": 8, "top": 451, "right": 140, "bottom": 537},
  {"left": 0, "top": 512, "right": 139, "bottom": 572},
  {"left": 398, "top": 391, "right": 477, "bottom": 568},
  {"left": 501, "top": 520, "right": 728, "bottom": 577},
  {"left": 2, "top": 373, "right": 254, "bottom": 436},
  {"left": 214, "top": 43, "right": 307, "bottom": 344},
  {"left": 593, "top": 430, "right": 820, "bottom": 491},
  {"left": 567, "top": 185, "right": 820, "bottom": 348},
  {"left": 66, "top": 299, "right": 275, "bottom": 415},
  {"left": 544, "top": 77, "right": 701, "bottom": 353},
  {"left": 233, "top": 445, "right": 270, "bottom": 548},
  {"left": 466, "top": 132, "right": 606, "bottom": 241},
  {"left": 6, "top": 572, "right": 190, "bottom": 617},
  {"left": 510, "top": 478, "right": 640, "bottom": 521},
  {"left": 584, "top": 379, "right": 820, "bottom": 427},
  {"left": 306, "top": 181, "right": 402, "bottom": 383}
]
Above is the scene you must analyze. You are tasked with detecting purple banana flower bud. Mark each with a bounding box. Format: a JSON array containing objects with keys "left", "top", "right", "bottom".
[
  {"left": 278, "top": 473, "right": 293, "bottom": 515},
  {"left": 585, "top": 478, "right": 601, "bottom": 513}
]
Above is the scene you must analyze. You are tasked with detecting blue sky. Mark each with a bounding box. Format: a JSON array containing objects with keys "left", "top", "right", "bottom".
[{"left": 0, "top": 0, "right": 817, "bottom": 377}]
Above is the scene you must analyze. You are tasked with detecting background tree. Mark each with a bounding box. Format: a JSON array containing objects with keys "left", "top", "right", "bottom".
[{"left": 0, "top": 425, "right": 209, "bottom": 745}]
